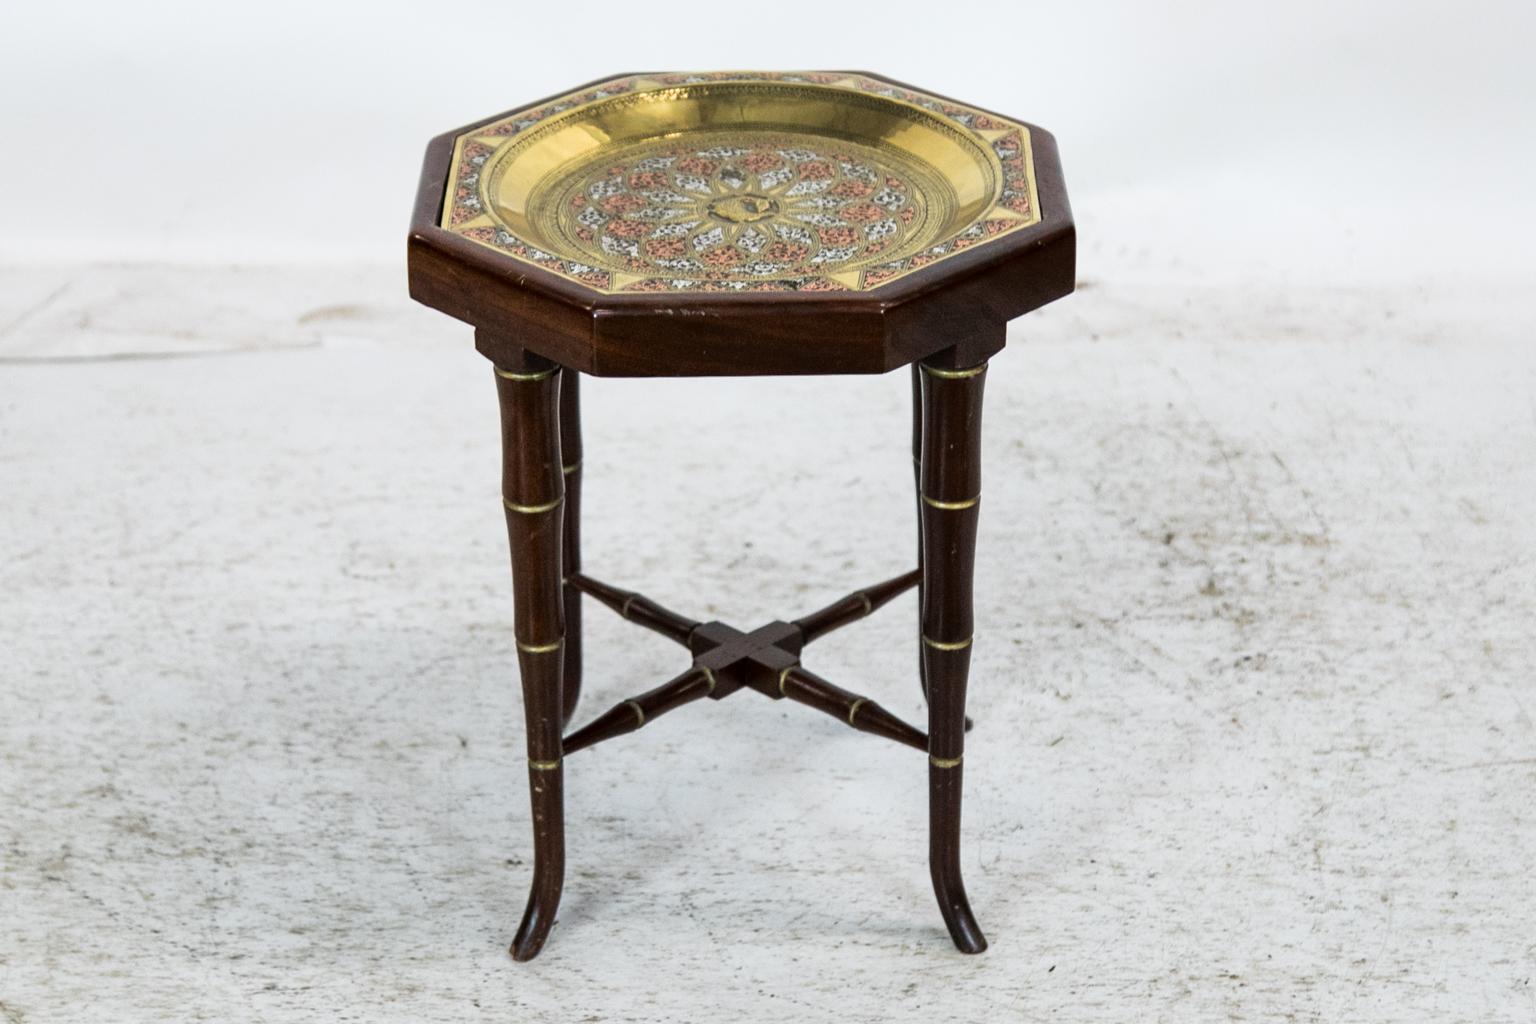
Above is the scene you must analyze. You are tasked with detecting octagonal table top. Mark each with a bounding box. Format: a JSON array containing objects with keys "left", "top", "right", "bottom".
[{"left": 408, "top": 72, "right": 1074, "bottom": 376}]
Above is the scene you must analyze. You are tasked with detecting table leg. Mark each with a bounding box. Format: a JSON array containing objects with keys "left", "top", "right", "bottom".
[
  {"left": 918, "top": 357, "right": 988, "bottom": 954},
  {"left": 559, "top": 368, "right": 583, "bottom": 728},
  {"left": 495, "top": 358, "right": 567, "bottom": 962},
  {"left": 910, "top": 363, "right": 928, "bottom": 703}
]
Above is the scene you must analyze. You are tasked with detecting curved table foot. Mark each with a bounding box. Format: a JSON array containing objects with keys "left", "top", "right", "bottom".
[
  {"left": 931, "top": 760, "right": 988, "bottom": 954},
  {"left": 509, "top": 774, "right": 565, "bottom": 963}
]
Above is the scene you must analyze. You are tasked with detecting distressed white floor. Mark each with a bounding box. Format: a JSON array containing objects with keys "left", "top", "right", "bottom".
[{"left": 2, "top": 271, "right": 1535, "bottom": 1021}]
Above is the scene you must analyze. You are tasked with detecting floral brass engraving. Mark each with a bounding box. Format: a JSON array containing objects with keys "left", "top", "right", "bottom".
[{"left": 442, "top": 73, "right": 1040, "bottom": 293}]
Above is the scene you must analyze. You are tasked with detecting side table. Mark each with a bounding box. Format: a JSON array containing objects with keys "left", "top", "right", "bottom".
[{"left": 407, "top": 71, "right": 1075, "bottom": 960}]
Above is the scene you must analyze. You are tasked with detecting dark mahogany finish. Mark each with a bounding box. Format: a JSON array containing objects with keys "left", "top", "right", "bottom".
[
  {"left": 563, "top": 571, "right": 930, "bottom": 758},
  {"left": 918, "top": 361, "right": 989, "bottom": 953},
  {"left": 406, "top": 73, "right": 1075, "bottom": 961},
  {"left": 558, "top": 370, "right": 583, "bottom": 727},
  {"left": 493, "top": 353, "right": 567, "bottom": 961}
]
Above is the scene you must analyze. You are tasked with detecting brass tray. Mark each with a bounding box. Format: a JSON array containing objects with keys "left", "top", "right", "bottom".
[{"left": 441, "top": 73, "right": 1040, "bottom": 294}]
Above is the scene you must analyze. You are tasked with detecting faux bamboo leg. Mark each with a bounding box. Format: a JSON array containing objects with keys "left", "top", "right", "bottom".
[
  {"left": 559, "top": 369, "right": 583, "bottom": 728},
  {"left": 495, "top": 359, "right": 567, "bottom": 962},
  {"left": 911, "top": 363, "right": 928, "bottom": 703},
  {"left": 918, "top": 358, "right": 988, "bottom": 954}
]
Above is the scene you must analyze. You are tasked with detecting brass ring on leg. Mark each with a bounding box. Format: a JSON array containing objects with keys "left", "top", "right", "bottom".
[
  {"left": 922, "top": 634, "right": 973, "bottom": 651},
  {"left": 495, "top": 366, "right": 559, "bottom": 382},
  {"left": 920, "top": 363, "right": 987, "bottom": 379},
  {"left": 504, "top": 495, "right": 565, "bottom": 515},
  {"left": 920, "top": 493, "right": 980, "bottom": 511}
]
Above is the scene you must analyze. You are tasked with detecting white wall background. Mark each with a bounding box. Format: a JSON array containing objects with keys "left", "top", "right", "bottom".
[{"left": 3, "top": 0, "right": 1534, "bottom": 287}]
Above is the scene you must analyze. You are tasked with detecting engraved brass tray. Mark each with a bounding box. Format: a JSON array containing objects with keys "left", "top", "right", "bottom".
[{"left": 441, "top": 73, "right": 1040, "bottom": 294}]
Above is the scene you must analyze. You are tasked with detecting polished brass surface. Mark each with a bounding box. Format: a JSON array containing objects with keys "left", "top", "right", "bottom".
[{"left": 441, "top": 73, "right": 1041, "bottom": 293}]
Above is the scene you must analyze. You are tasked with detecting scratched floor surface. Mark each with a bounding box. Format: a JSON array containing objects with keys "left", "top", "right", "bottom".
[{"left": 2, "top": 270, "right": 1534, "bottom": 1021}]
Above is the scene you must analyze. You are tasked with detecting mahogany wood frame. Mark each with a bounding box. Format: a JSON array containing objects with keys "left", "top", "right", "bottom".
[{"left": 407, "top": 72, "right": 1075, "bottom": 961}]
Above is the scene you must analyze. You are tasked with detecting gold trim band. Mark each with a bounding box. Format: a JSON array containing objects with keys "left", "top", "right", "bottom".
[
  {"left": 777, "top": 666, "right": 793, "bottom": 698},
  {"left": 923, "top": 634, "right": 973, "bottom": 651},
  {"left": 528, "top": 757, "right": 562, "bottom": 771},
  {"left": 929, "top": 754, "right": 964, "bottom": 769},
  {"left": 858, "top": 592, "right": 874, "bottom": 616},
  {"left": 503, "top": 495, "right": 564, "bottom": 514},
  {"left": 562, "top": 460, "right": 582, "bottom": 475},
  {"left": 921, "top": 494, "right": 980, "bottom": 511},
  {"left": 620, "top": 594, "right": 637, "bottom": 618},
  {"left": 516, "top": 638, "right": 563, "bottom": 654},
  {"left": 847, "top": 698, "right": 867, "bottom": 725},
  {"left": 494, "top": 366, "right": 558, "bottom": 382},
  {"left": 624, "top": 700, "right": 645, "bottom": 727},
  {"left": 701, "top": 665, "right": 718, "bottom": 695},
  {"left": 921, "top": 363, "right": 987, "bottom": 379}
]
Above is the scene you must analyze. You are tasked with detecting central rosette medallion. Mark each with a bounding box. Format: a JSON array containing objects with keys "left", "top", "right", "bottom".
[
  {"left": 707, "top": 193, "right": 780, "bottom": 223},
  {"left": 547, "top": 131, "right": 937, "bottom": 287}
]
